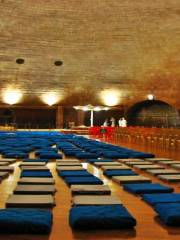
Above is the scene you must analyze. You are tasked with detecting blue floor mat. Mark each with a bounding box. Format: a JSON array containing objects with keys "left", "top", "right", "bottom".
[
  {"left": 142, "top": 193, "right": 180, "bottom": 205},
  {"left": 58, "top": 170, "right": 92, "bottom": 178},
  {"left": 0, "top": 208, "right": 52, "bottom": 234},
  {"left": 102, "top": 152, "right": 129, "bottom": 159},
  {"left": 3, "top": 152, "right": 28, "bottom": 158},
  {"left": 21, "top": 171, "right": 52, "bottom": 178},
  {"left": 104, "top": 170, "right": 138, "bottom": 177},
  {"left": 154, "top": 203, "right": 180, "bottom": 226},
  {"left": 23, "top": 158, "right": 49, "bottom": 163},
  {"left": 69, "top": 205, "right": 136, "bottom": 229},
  {"left": 39, "top": 153, "right": 62, "bottom": 159},
  {"left": 75, "top": 153, "right": 99, "bottom": 159},
  {"left": 64, "top": 176, "right": 103, "bottom": 185},
  {"left": 129, "top": 152, "right": 155, "bottom": 158},
  {"left": 123, "top": 183, "right": 174, "bottom": 194}
]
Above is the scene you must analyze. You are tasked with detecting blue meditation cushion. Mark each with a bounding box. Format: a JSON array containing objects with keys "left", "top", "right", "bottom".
[
  {"left": 23, "top": 158, "right": 49, "bottom": 163},
  {"left": 20, "top": 147, "right": 34, "bottom": 153},
  {"left": 36, "top": 149, "right": 58, "bottom": 156},
  {"left": 87, "top": 159, "right": 113, "bottom": 163},
  {"left": 123, "top": 183, "right": 174, "bottom": 194},
  {"left": 75, "top": 152, "right": 99, "bottom": 159},
  {"left": 21, "top": 171, "right": 52, "bottom": 178},
  {"left": 102, "top": 152, "right": 129, "bottom": 159},
  {"left": 142, "top": 193, "right": 180, "bottom": 205},
  {"left": 154, "top": 203, "right": 180, "bottom": 226},
  {"left": 69, "top": 205, "right": 136, "bottom": 229},
  {"left": 0, "top": 208, "right": 52, "bottom": 234},
  {"left": 130, "top": 152, "right": 155, "bottom": 158},
  {"left": 64, "top": 150, "right": 81, "bottom": 156},
  {"left": 64, "top": 176, "right": 103, "bottom": 185},
  {"left": 3, "top": 152, "right": 28, "bottom": 158},
  {"left": 39, "top": 153, "right": 62, "bottom": 159},
  {"left": 88, "top": 148, "right": 102, "bottom": 153},
  {"left": 58, "top": 171, "right": 92, "bottom": 178},
  {"left": 104, "top": 170, "right": 138, "bottom": 177}
]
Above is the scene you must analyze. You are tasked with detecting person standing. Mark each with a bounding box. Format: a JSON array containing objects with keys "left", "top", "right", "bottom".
[
  {"left": 103, "top": 119, "right": 108, "bottom": 127},
  {"left": 121, "top": 117, "right": 127, "bottom": 127},
  {"left": 118, "top": 118, "right": 122, "bottom": 127},
  {"left": 110, "top": 117, "right": 115, "bottom": 127}
]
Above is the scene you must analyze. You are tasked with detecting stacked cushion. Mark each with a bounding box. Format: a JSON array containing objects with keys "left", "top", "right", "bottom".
[
  {"left": 102, "top": 152, "right": 129, "bottom": 159},
  {"left": 142, "top": 193, "right": 180, "bottom": 206},
  {"left": 0, "top": 208, "right": 52, "bottom": 234},
  {"left": 104, "top": 170, "right": 138, "bottom": 177},
  {"left": 69, "top": 205, "right": 136, "bottom": 229},
  {"left": 58, "top": 171, "right": 92, "bottom": 178},
  {"left": 123, "top": 183, "right": 174, "bottom": 194},
  {"left": 75, "top": 152, "right": 99, "bottom": 159},
  {"left": 64, "top": 176, "right": 103, "bottom": 185},
  {"left": 21, "top": 171, "right": 52, "bottom": 178},
  {"left": 39, "top": 152, "right": 62, "bottom": 159},
  {"left": 154, "top": 203, "right": 180, "bottom": 226}
]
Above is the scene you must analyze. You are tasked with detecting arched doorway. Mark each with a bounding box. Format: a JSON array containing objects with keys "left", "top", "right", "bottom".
[{"left": 127, "top": 100, "right": 180, "bottom": 128}]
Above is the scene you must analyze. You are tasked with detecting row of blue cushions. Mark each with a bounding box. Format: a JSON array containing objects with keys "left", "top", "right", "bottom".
[{"left": 142, "top": 193, "right": 180, "bottom": 226}]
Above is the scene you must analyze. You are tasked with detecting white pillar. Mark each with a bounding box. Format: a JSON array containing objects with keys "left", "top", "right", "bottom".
[{"left": 90, "top": 110, "right": 94, "bottom": 127}]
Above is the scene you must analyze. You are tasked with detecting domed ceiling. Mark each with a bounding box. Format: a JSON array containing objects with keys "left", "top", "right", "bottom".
[{"left": 0, "top": 0, "right": 180, "bottom": 108}]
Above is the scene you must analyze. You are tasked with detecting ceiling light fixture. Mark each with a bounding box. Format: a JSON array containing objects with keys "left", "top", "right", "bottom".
[{"left": 147, "top": 94, "right": 155, "bottom": 100}]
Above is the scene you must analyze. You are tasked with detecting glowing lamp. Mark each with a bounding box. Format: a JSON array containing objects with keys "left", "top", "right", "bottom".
[
  {"left": 73, "top": 105, "right": 110, "bottom": 126},
  {"left": 94, "top": 106, "right": 101, "bottom": 111},
  {"left": 101, "top": 90, "right": 120, "bottom": 106},
  {"left": 82, "top": 106, "right": 89, "bottom": 111},
  {"left": 3, "top": 90, "right": 22, "bottom": 105},
  {"left": 147, "top": 94, "right": 155, "bottom": 100},
  {"left": 42, "top": 93, "right": 59, "bottom": 106}
]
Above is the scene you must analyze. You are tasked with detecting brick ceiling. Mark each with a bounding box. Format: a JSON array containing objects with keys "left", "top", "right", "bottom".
[{"left": 0, "top": 0, "right": 180, "bottom": 108}]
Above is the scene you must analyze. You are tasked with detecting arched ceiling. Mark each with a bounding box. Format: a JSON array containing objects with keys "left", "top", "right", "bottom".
[{"left": 0, "top": 0, "right": 180, "bottom": 108}]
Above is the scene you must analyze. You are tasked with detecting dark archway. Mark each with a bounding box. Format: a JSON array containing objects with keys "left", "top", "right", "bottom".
[
  {"left": 127, "top": 100, "right": 180, "bottom": 128},
  {"left": 0, "top": 108, "right": 15, "bottom": 125}
]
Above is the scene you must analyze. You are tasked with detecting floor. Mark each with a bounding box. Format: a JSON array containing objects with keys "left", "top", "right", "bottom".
[{"left": 0, "top": 136, "right": 179, "bottom": 240}]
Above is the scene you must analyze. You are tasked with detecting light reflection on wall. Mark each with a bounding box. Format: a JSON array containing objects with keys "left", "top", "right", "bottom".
[
  {"left": 3, "top": 89, "right": 23, "bottom": 105},
  {"left": 41, "top": 92, "right": 60, "bottom": 106},
  {"left": 100, "top": 90, "right": 120, "bottom": 106}
]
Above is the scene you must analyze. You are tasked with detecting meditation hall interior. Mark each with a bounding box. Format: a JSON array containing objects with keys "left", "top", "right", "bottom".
[{"left": 0, "top": 0, "right": 180, "bottom": 239}]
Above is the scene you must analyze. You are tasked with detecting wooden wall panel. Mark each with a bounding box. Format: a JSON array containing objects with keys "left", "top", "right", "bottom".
[{"left": 0, "top": 108, "right": 56, "bottom": 128}]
